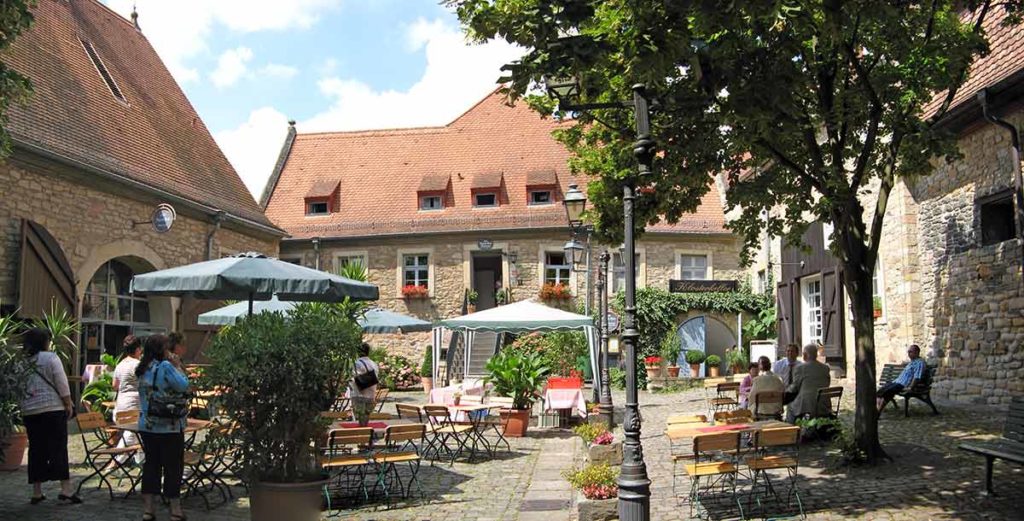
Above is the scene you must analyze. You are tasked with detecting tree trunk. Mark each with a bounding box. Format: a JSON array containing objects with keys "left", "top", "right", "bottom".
[{"left": 844, "top": 260, "right": 887, "bottom": 463}]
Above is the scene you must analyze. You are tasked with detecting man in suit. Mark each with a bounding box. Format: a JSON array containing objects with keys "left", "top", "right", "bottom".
[
  {"left": 772, "top": 343, "right": 802, "bottom": 388},
  {"left": 784, "top": 343, "right": 832, "bottom": 422}
]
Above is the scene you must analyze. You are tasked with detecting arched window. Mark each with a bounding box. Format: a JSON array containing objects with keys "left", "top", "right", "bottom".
[{"left": 81, "top": 258, "right": 157, "bottom": 363}]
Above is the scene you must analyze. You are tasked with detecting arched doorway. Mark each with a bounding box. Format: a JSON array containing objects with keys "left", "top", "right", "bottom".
[
  {"left": 676, "top": 315, "right": 739, "bottom": 377},
  {"left": 80, "top": 257, "right": 165, "bottom": 365}
]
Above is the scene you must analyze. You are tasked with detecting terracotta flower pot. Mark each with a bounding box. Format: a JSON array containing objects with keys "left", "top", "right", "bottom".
[
  {"left": 501, "top": 408, "right": 531, "bottom": 437},
  {"left": 250, "top": 478, "right": 329, "bottom": 521},
  {"left": 689, "top": 363, "right": 701, "bottom": 378},
  {"left": 0, "top": 432, "right": 27, "bottom": 471},
  {"left": 467, "top": 304, "right": 477, "bottom": 314},
  {"left": 421, "top": 377, "right": 433, "bottom": 396},
  {"left": 666, "top": 366, "right": 680, "bottom": 378},
  {"left": 708, "top": 366, "right": 720, "bottom": 377},
  {"left": 645, "top": 366, "right": 661, "bottom": 380}
]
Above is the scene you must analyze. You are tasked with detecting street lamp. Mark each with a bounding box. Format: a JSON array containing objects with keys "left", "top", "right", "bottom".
[
  {"left": 596, "top": 250, "right": 615, "bottom": 428},
  {"left": 563, "top": 237, "right": 585, "bottom": 268},
  {"left": 562, "top": 182, "right": 593, "bottom": 315},
  {"left": 563, "top": 183, "right": 587, "bottom": 227},
  {"left": 546, "top": 74, "right": 655, "bottom": 521}
]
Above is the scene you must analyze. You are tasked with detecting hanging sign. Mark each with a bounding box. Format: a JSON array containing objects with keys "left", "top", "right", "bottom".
[
  {"left": 151, "top": 204, "right": 176, "bottom": 233},
  {"left": 669, "top": 279, "right": 738, "bottom": 293},
  {"left": 604, "top": 312, "right": 620, "bottom": 332}
]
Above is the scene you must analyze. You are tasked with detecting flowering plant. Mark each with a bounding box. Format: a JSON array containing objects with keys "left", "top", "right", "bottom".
[
  {"left": 369, "top": 349, "right": 421, "bottom": 390},
  {"left": 564, "top": 463, "right": 619, "bottom": 500},
  {"left": 593, "top": 431, "right": 614, "bottom": 446},
  {"left": 538, "top": 282, "right": 573, "bottom": 301},
  {"left": 643, "top": 355, "right": 663, "bottom": 366},
  {"left": 401, "top": 284, "right": 429, "bottom": 299},
  {"left": 581, "top": 484, "right": 618, "bottom": 500}
]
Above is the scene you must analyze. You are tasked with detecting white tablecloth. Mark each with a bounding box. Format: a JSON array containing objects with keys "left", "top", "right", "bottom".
[
  {"left": 428, "top": 379, "right": 487, "bottom": 405},
  {"left": 543, "top": 388, "right": 588, "bottom": 417}
]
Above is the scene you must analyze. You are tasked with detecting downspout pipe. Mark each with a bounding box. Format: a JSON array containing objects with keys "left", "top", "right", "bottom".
[
  {"left": 978, "top": 89, "right": 1024, "bottom": 272},
  {"left": 312, "top": 237, "right": 321, "bottom": 270},
  {"left": 205, "top": 210, "right": 226, "bottom": 260}
]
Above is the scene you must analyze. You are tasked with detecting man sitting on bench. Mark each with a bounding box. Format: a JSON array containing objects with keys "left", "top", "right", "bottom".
[{"left": 876, "top": 344, "right": 925, "bottom": 413}]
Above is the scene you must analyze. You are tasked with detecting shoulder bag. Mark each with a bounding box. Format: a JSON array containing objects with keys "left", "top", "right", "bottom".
[
  {"left": 353, "top": 359, "right": 379, "bottom": 391},
  {"left": 146, "top": 364, "right": 190, "bottom": 419},
  {"left": 31, "top": 359, "right": 76, "bottom": 419}
]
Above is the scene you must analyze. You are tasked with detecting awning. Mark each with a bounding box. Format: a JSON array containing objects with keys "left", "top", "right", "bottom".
[
  {"left": 418, "top": 174, "right": 450, "bottom": 192},
  {"left": 526, "top": 170, "right": 557, "bottom": 186},
  {"left": 471, "top": 171, "right": 503, "bottom": 189},
  {"left": 305, "top": 179, "right": 339, "bottom": 198},
  {"left": 439, "top": 299, "right": 593, "bottom": 332}
]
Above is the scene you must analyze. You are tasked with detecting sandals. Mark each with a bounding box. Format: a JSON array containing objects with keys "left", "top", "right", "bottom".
[
  {"left": 57, "top": 493, "right": 83, "bottom": 504},
  {"left": 30, "top": 495, "right": 46, "bottom": 505}
]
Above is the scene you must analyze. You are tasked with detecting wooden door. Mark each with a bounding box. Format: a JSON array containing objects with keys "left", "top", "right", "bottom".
[
  {"left": 17, "top": 219, "right": 76, "bottom": 319},
  {"left": 820, "top": 267, "right": 845, "bottom": 364}
]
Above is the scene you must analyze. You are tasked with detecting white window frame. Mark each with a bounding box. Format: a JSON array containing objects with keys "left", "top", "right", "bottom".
[
  {"left": 333, "top": 251, "right": 368, "bottom": 274},
  {"left": 801, "top": 275, "right": 823, "bottom": 346},
  {"left": 306, "top": 200, "right": 329, "bottom": 216},
  {"left": 419, "top": 195, "right": 443, "bottom": 211},
  {"left": 528, "top": 189, "right": 553, "bottom": 206},
  {"left": 473, "top": 192, "right": 498, "bottom": 208},
  {"left": 396, "top": 247, "right": 434, "bottom": 297},
  {"left": 609, "top": 248, "right": 646, "bottom": 293},
  {"left": 543, "top": 251, "right": 572, "bottom": 286},
  {"left": 873, "top": 261, "right": 886, "bottom": 321},
  {"left": 676, "top": 252, "right": 711, "bottom": 281}
]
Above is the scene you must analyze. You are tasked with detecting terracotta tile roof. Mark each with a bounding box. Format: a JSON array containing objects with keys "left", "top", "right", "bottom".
[
  {"left": 924, "top": 6, "right": 1024, "bottom": 117},
  {"left": 1, "top": 0, "right": 273, "bottom": 228},
  {"left": 305, "top": 179, "right": 339, "bottom": 199},
  {"left": 471, "top": 171, "right": 503, "bottom": 190},
  {"left": 527, "top": 169, "right": 558, "bottom": 186},
  {"left": 266, "top": 91, "right": 730, "bottom": 239}
]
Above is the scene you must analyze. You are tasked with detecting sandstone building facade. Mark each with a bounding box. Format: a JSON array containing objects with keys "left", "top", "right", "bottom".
[{"left": 0, "top": 0, "right": 282, "bottom": 372}]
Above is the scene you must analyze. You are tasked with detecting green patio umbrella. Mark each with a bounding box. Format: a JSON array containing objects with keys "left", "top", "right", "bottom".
[
  {"left": 131, "top": 252, "right": 379, "bottom": 314},
  {"left": 197, "top": 297, "right": 431, "bottom": 333}
]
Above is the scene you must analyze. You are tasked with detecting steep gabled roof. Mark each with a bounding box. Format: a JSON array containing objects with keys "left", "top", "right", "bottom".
[
  {"left": 2, "top": 0, "right": 275, "bottom": 230},
  {"left": 265, "top": 91, "right": 728, "bottom": 239}
]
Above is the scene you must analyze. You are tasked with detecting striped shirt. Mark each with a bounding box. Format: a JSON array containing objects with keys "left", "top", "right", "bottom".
[
  {"left": 20, "top": 351, "right": 70, "bottom": 416},
  {"left": 895, "top": 359, "right": 926, "bottom": 387}
]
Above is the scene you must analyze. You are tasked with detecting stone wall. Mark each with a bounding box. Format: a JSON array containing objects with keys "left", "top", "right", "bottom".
[{"left": 0, "top": 152, "right": 279, "bottom": 325}]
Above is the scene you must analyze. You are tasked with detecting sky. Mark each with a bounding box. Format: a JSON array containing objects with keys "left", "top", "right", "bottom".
[{"left": 102, "top": 0, "right": 523, "bottom": 200}]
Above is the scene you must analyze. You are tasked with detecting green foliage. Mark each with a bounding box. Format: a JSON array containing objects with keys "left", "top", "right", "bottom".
[
  {"left": 483, "top": 350, "right": 550, "bottom": 410},
  {"left": 31, "top": 301, "right": 80, "bottom": 372},
  {"left": 0, "top": 0, "right": 34, "bottom": 159},
  {"left": 684, "top": 350, "right": 706, "bottom": 365},
  {"left": 333, "top": 262, "right": 371, "bottom": 322},
  {"left": 872, "top": 296, "right": 883, "bottom": 311},
  {"left": 608, "top": 367, "right": 625, "bottom": 391},
  {"left": 368, "top": 348, "right": 419, "bottom": 390},
  {"left": 467, "top": 290, "right": 479, "bottom": 305},
  {"left": 202, "top": 303, "right": 361, "bottom": 482},
  {"left": 563, "top": 463, "right": 619, "bottom": 499},
  {"left": 725, "top": 347, "right": 749, "bottom": 370},
  {"left": 420, "top": 348, "right": 432, "bottom": 378},
  {"left": 705, "top": 354, "right": 721, "bottom": 367},
  {"left": 81, "top": 372, "right": 114, "bottom": 419},
  {"left": 572, "top": 422, "right": 608, "bottom": 444},
  {"left": 651, "top": 380, "right": 701, "bottom": 394},
  {"left": 743, "top": 302, "right": 776, "bottom": 345},
  {"left": 659, "top": 328, "right": 681, "bottom": 366},
  {"left": 0, "top": 338, "right": 32, "bottom": 459},
  {"left": 796, "top": 416, "right": 843, "bottom": 442},
  {"left": 505, "top": 331, "right": 588, "bottom": 377}
]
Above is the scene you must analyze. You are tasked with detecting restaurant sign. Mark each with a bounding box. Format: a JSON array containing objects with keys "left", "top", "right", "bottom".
[{"left": 669, "top": 279, "right": 738, "bottom": 293}]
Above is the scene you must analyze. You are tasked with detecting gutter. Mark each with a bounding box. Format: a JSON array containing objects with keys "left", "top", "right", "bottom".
[
  {"left": 279, "top": 227, "right": 735, "bottom": 245},
  {"left": 978, "top": 89, "right": 1024, "bottom": 272},
  {"left": 204, "top": 210, "right": 226, "bottom": 260},
  {"left": 13, "top": 138, "right": 287, "bottom": 238}
]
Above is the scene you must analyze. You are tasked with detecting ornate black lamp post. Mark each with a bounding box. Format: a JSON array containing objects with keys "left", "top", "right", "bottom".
[
  {"left": 547, "top": 76, "right": 654, "bottom": 521},
  {"left": 596, "top": 249, "right": 614, "bottom": 428}
]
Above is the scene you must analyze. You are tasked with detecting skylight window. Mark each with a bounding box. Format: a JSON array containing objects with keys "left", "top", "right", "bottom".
[{"left": 80, "top": 39, "right": 127, "bottom": 104}]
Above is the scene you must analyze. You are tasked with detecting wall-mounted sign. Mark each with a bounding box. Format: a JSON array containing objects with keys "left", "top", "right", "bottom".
[
  {"left": 477, "top": 239, "right": 493, "bottom": 250},
  {"left": 151, "top": 204, "right": 176, "bottom": 233},
  {"left": 604, "top": 311, "right": 620, "bottom": 332},
  {"left": 669, "top": 279, "right": 738, "bottom": 293}
]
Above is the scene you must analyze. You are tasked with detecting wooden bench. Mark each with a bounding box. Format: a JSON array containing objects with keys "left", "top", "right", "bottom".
[
  {"left": 959, "top": 395, "right": 1024, "bottom": 494},
  {"left": 878, "top": 363, "right": 939, "bottom": 417}
]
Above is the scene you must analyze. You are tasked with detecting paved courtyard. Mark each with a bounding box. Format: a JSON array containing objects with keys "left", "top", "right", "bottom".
[{"left": 0, "top": 386, "right": 1020, "bottom": 520}]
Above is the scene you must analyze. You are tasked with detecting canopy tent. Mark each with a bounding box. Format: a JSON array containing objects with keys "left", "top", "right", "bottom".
[
  {"left": 131, "top": 252, "right": 378, "bottom": 313},
  {"left": 196, "top": 296, "right": 432, "bottom": 333},
  {"left": 434, "top": 300, "right": 600, "bottom": 391}
]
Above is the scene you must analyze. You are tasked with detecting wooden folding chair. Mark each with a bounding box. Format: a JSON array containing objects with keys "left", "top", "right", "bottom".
[
  {"left": 371, "top": 424, "right": 427, "bottom": 505},
  {"left": 710, "top": 382, "right": 741, "bottom": 414},
  {"left": 816, "top": 386, "right": 843, "bottom": 417},
  {"left": 75, "top": 412, "right": 141, "bottom": 499},
  {"left": 374, "top": 388, "right": 390, "bottom": 413},
  {"left": 322, "top": 428, "right": 374, "bottom": 510},
  {"left": 746, "top": 426, "right": 803, "bottom": 519},
  {"left": 182, "top": 423, "right": 232, "bottom": 509},
  {"left": 421, "top": 405, "right": 474, "bottom": 466},
  {"left": 714, "top": 409, "right": 753, "bottom": 425},
  {"left": 684, "top": 431, "right": 745, "bottom": 519},
  {"left": 667, "top": 414, "right": 708, "bottom": 425},
  {"left": 753, "top": 391, "right": 785, "bottom": 421}
]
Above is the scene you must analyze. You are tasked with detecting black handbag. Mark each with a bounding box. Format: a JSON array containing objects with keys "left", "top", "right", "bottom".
[
  {"left": 147, "top": 365, "right": 190, "bottom": 419},
  {"left": 353, "top": 360, "right": 378, "bottom": 391}
]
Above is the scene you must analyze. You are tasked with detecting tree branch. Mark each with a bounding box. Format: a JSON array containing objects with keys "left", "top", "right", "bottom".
[
  {"left": 926, "top": 0, "right": 994, "bottom": 125},
  {"left": 756, "top": 138, "right": 830, "bottom": 197}
]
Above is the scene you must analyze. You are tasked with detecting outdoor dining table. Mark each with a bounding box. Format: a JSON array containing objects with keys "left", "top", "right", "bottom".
[
  {"left": 664, "top": 419, "right": 791, "bottom": 441},
  {"left": 442, "top": 403, "right": 501, "bottom": 462},
  {"left": 542, "top": 388, "right": 588, "bottom": 418},
  {"left": 111, "top": 418, "right": 213, "bottom": 451}
]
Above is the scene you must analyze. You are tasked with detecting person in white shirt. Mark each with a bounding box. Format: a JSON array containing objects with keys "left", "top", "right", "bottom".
[
  {"left": 749, "top": 356, "right": 785, "bottom": 418},
  {"left": 349, "top": 343, "right": 379, "bottom": 426},
  {"left": 772, "top": 343, "right": 802, "bottom": 388},
  {"left": 112, "top": 335, "right": 143, "bottom": 463}
]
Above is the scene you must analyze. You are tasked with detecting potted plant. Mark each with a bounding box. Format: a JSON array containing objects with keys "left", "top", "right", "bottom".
[
  {"left": 685, "top": 350, "right": 706, "bottom": 378},
  {"left": 873, "top": 296, "right": 883, "bottom": 318},
  {"left": 539, "top": 283, "right": 573, "bottom": 307},
  {"left": 202, "top": 303, "right": 361, "bottom": 521},
  {"left": 643, "top": 355, "right": 663, "bottom": 380},
  {"left": 725, "top": 346, "right": 749, "bottom": 375},
  {"left": 1, "top": 314, "right": 31, "bottom": 471},
  {"left": 80, "top": 353, "right": 120, "bottom": 420},
  {"left": 496, "top": 289, "right": 508, "bottom": 306},
  {"left": 483, "top": 350, "right": 550, "bottom": 437},
  {"left": 704, "top": 354, "right": 722, "bottom": 377},
  {"left": 564, "top": 463, "right": 619, "bottom": 521},
  {"left": 467, "top": 289, "right": 479, "bottom": 313},
  {"left": 660, "top": 330, "right": 682, "bottom": 378},
  {"left": 420, "top": 349, "right": 433, "bottom": 396},
  {"left": 401, "top": 284, "right": 429, "bottom": 299}
]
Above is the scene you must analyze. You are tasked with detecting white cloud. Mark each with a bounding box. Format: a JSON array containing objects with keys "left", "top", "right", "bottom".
[
  {"left": 104, "top": 0, "right": 339, "bottom": 84},
  {"left": 258, "top": 64, "right": 299, "bottom": 79},
  {"left": 210, "top": 47, "right": 253, "bottom": 88},
  {"left": 301, "top": 17, "right": 522, "bottom": 132},
  {"left": 214, "top": 107, "right": 291, "bottom": 198}
]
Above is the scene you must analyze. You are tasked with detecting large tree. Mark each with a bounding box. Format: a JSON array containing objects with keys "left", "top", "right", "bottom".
[
  {"left": 449, "top": 0, "right": 1022, "bottom": 462},
  {"left": 0, "top": 0, "right": 34, "bottom": 158}
]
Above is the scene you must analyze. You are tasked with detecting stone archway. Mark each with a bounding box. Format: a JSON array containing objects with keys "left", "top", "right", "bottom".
[{"left": 676, "top": 313, "right": 740, "bottom": 376}]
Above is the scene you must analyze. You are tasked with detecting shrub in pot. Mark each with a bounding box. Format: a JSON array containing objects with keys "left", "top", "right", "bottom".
[
  {"left": 685, "top": 350, "right": 706, "bottom": 378},
  {"left": 564, "top": 463, "right": 619, "bottom": 521},
  {"left": 202, "top": 303, "right": 361, "bottom": 521},
  {"left": 467, "top": 289, "right": 479, "bottom": 313},
  {"left": 0, "top": 314, "right": 31, "bottom": 471},
  {"left": 483, "top": 350, "right": 549, "bottom": 437},
  {"left": 725, "top": 347, "right": 749, "bottom": 375},
  {"left": 660, "top": 330, "right": 682, "bottom": 378},
  {"left": 704, "top": 355, "right": 722, "bottom": 378},
  {"left": 420, "top": 349, "right": 433, "bottom": 395}
]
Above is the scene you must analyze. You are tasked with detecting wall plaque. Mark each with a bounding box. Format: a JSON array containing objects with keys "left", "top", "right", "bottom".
[{"left": 669, "top": 279, "right": 738, "bottom": 293}]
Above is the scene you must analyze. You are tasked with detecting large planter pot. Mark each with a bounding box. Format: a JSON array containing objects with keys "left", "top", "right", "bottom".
[
  {"left": 0, "top": 432, "right": 27, "bottom": 471},
  {"left": 421, "top": 377, "right": 433, "bottom": 396},
  {"left": 689, "top": 363, "right": 701, "bottom": 378},
  {"left": 587, "top": 441, "right": 623, "bottom": 466},
  {"left": 250, "top": 478, "right": 328, "bottom": 521},
  {"left": 578, "top": 497, "right": 618, "bottom": 521},
  {"left": 645, "top": 365, "right": 661, "bottom": 380},
  {"left": 708, "top": 366, "right": 720, "bottom": 377},
  {"left": 666, "top": 366, "right": 680, "bottom": 378},
  {"left": 501, "top": 408, "right": 531, "bottom": 437}
]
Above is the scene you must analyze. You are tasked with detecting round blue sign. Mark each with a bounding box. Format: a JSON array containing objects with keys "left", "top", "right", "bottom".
[{"left": 152, "top": 204, "right": 176, "bottom": 233}]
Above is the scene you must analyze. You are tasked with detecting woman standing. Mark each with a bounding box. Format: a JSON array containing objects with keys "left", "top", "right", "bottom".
[
  {"left": 20, "top": 327, "right": 80, "bottom": 505},
  {"left": 349, "top": 342, "right": 379, "bottom": 426},
  {"left": 137, "top": 334, "right": 189, "bottom": 521},
  {"left": 112, "top": 335, "right": 143, "bottom": 462}
]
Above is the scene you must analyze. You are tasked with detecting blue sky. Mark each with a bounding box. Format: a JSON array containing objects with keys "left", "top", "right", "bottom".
[{"left": 103, "top": 0, "right": 522, "bottom": 198}]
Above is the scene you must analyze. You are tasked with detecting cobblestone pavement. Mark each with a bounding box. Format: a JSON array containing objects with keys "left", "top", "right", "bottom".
[{"left": 1, "top": 385, "right": 1021, "bottom": 520}]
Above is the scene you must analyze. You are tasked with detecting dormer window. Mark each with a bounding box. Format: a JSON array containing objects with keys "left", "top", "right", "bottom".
[
  {"left": 420, "top": 195, "right": 443, "bottom": 211},
  {"left": 529, "top": 190, "right": 552, "bottom": 205},
  {"left": 304, "top": 179, "right": 339, "bottom": 216},
  {"left": 526, "top": 170, "right": 558, "bottom": 206},
  {"left": 474, "top": 192, "right": 497, "bottom": 207},
  {"left": 471, "top": 172, "right": 503, "bottom": 208},
  {"left": 306, "top": 201, "right": 329, "bottom": 215},
  {"left": 418, "top": 174, "right": 450, "bottom": 211}
]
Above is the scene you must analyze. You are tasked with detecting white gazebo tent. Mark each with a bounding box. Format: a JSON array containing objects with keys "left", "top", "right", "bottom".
[{"left": 434, "top": 300, "right": 601, "bottom": 391}]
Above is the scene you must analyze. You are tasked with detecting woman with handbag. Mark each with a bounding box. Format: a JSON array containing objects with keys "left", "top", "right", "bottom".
[
  {"left": 20, "top": 327, "right": 79, "bottom": 505},
  {"left": 349, "top": 342, "right": 379, "bottom": 427},
  {"left": 136, "top": 334, "right": 190, "bottom": 521}
]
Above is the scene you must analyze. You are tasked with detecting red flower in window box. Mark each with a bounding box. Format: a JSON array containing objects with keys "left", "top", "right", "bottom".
[
  {"left": 401, "top": 284, "right": 429, "bottom": 299},
  {"left": 539, "top": 282, "right": 573, "bottom": 301}
]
